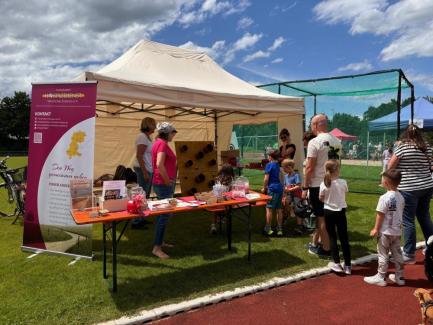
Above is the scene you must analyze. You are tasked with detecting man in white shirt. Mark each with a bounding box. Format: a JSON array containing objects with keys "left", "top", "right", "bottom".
[{"left": 302, "top": 114, "right": 342, "bottom": 257}]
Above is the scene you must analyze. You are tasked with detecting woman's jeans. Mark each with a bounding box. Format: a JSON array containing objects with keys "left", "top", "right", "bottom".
[
  {"left": 133, "top": 167, "right": 153, "bottom": 198},
  {"left": 153, "top": 182, "right": 175, "bottom": 246},
  {"left": 132, "top": 168, "right": 153, "bottom": 225},
  {"left": 401, "top": 187, "right": 433, "bottom": 257}
]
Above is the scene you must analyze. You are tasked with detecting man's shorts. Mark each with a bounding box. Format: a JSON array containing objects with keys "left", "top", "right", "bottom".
[
  {"left": 308, "top": 187, "right": 324, "bottom": 217},
  {"left": 266, "top": 189, "right": 283, "bottom": 209}
]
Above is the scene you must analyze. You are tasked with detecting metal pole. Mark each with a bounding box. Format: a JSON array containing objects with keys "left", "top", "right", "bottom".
[
  {"left": 112, "top": 222, "right": 117, "bottom": 292},
  {"left": 314, "top": 95, "right": 317, "bottom": 115},
  {"left": 411, "top": 86, "right": 415, "bottom": 122},
  {"left": 366, "top": 131, "right": 370, "bottom": 177},
  {"left": 103, "top": 224, "right": 107, "bottom": 279},
  {"left": 240, "top": 127, "right": 244, "bottom": 159},
  {"left": 397, "top": 71, "right": 402, "bottom": 139},
  {"left": 214, "top": 111, "right": 218, "bottom": 147}
]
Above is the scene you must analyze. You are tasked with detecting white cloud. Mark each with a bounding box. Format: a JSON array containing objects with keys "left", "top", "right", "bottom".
[
  {"left": 268, "top": 37, "right": 285, "bottom": 51},
  {"left": 338, "top": 60, "right": 373, "bottom": 72},
  {"left": 224, "top": 32, "right": 263, "bottom": 64},
  {"left": 0, "top": 0, "right": 201, "bottom": 97},
  {"left": 241, "top": 36, "right": 285, "bottom": 63},
  {"left": 237, "top": 17, "right": 254, "bottom": 29},
  {"left": 313, "top": 0, "right": 433, "bottom": 61},
  {"left": 179, "top": 40, "right": 226, "bottom": 60},
  {"left": 271, "top": 58, "right": 284, "bottom": 64},
  {"left": 179, "top": 0, "right": 251, "bottom": 27},
  {"left": 243, "top": 50, "right": 270, "bottom": 63},
  {"left": 407, "top": 72, "right": 433, "bottom": 92}
]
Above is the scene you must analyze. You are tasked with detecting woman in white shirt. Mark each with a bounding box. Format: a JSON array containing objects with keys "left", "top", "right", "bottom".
[{"left": 132, "top": 117, "right": 156, "bottom": 228}]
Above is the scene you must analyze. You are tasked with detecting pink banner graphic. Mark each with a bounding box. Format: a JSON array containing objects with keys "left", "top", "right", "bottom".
[{"left": 23, "top": 82, "right": 96, "bottom": 257}]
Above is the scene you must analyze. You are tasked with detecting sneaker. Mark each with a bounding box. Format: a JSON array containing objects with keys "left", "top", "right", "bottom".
[
  {"left": 210, "top": 224, "right": 217, "bottom": 235},
  {"left": 403, "top": 254, "right": 416, "bottom": 265},
  {"left": 308, "top": 243, "right": 319, "bottom": 255},
  {"left": 344, "top": 265, "right": 352, "bottom": 275},
  {"left": 328, "top": 262, "right": 344, "bottom": 273},
  {"left": 264, "top": 228, "right": 274, "bottom": 236},
  {"left": 276, "top": 229, "right": 284, "bottom": 237},
  {"left": 388, "top": 273, "right": 405, "bottom": 286},
  {"left": 364, "top": 274, "right": 387, "bottom": 287},
  {"left": 317, "top": 247, "right": 331, "bottom": 259}
]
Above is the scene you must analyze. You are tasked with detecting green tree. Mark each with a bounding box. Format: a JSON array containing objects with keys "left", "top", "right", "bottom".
[
  {"left": 425, "top": 96, "right": 433, "bottom": 104},
  {"left": 0, "top": 91, "right": 31, "bottom": 150},
  {"left": 363, "top": 98, "right": 412, "bottom": 121},
  {"left": 329, "top": 113, "right": 365, "bottom": 136}
]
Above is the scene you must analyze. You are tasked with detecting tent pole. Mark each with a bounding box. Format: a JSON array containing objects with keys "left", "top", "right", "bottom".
[
  {"left": 397, "top": 71, "right": 402, "bottom": 139},
  {"left": 214, "top": 111, "right": 218, "bottom": 149}
]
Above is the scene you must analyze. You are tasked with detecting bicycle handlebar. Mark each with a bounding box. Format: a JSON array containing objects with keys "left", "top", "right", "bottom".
[{"left": 0, "top": 156, "right": 10, "bottom": 169}]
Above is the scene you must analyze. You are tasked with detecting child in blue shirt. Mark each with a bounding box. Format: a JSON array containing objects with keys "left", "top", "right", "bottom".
[
  {"left": 281, "top": 159, "right": 304, "bottom": 234},
  {"left": 261, "top": 149, "right": 284, "bottom": 236}
]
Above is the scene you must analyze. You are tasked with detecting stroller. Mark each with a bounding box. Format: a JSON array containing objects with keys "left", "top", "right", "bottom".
[{"left": 294, "top": 199, "right": 317, "bottom": 234}]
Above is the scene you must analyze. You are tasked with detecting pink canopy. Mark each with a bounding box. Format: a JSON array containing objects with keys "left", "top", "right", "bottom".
[{"left": 329, "top": 128, "right": 358, "bottom": 141}]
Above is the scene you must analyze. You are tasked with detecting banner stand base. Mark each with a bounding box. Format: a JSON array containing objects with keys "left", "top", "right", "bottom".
[{"left": 21, "top": 246, "right": 94, "bottom": 261}]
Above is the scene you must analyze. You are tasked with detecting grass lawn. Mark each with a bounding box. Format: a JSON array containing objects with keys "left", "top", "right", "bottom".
[{"left": 0, "top": 157, "right": 424, "bottom": 324}]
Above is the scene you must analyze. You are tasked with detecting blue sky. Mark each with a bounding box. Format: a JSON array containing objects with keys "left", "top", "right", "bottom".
[{"left": 1, "top": 0, "right": 432, "bottom": 118}]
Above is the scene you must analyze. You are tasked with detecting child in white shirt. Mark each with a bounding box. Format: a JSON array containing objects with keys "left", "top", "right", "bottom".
[
  {"left": 319, "top": 159, "right": 351, "bottom": 274},
  {"left": 364, "top": 169, "right": 405, "bottom": 286}
]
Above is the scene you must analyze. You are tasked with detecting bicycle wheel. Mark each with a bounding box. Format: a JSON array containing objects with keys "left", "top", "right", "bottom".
[{"left": 0, "top": 183, "right": 16, "bottom": 217}]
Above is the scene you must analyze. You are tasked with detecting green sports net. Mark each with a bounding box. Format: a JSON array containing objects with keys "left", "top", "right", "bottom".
[
  {"left": 259, "top": 70, "right": 410, "bottom": 97},
  {"left": 253, "top": 69, "right": 415, "bottom": 194}
]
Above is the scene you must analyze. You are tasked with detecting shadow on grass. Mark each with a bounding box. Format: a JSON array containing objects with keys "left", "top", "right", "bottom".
[
  {"left": 109, "top": 249, "right": 304, "bottom": 311},
  {"left": 92, "top": 208, "right": 272, "bottom": 261},
  {"left": 348, "top": 230, "right": 372, "bottom": 242},
  {"left": 351, "top": 243, "right": 375, "bottom": 259}
]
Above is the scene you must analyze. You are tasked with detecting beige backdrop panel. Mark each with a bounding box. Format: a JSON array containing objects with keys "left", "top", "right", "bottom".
[{"left": 94, "top": 116, "right": 214, "bottom": 177}]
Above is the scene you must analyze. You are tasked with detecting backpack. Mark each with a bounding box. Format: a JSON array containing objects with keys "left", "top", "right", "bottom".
[
  {"left": 113, "top": 165, "right": 127, "bottom": 181},
  {"left": 125, "top": 168, "right": 137, "bottom": 184}
]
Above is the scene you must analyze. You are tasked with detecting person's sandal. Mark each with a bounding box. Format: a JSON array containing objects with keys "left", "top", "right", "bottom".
[{"left": 152, "top": 249, "right": 170, "bottom": 259}]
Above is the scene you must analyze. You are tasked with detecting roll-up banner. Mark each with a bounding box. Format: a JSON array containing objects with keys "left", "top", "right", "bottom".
[{"left": 23, "top": 82, "right": 97, "bottom": 258}]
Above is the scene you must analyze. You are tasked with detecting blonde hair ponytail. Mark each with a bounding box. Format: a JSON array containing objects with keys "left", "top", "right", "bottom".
[{"left": 324, "top": 159, "right": 340, "bottom": 188}]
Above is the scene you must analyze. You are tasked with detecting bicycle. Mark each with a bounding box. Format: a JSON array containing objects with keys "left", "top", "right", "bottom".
[{"left": 0, "top": 156, "right": 27, "bottom": 224}]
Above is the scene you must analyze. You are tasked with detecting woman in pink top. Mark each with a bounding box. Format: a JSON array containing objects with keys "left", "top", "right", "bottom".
[{"left": 151, "top": 122, "right": 178, "bottom": 259}]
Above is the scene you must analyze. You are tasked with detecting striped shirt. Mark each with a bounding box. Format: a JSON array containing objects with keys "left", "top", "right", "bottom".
[{"left": 394, "top": 143, "right": 433, "bottom": 191}]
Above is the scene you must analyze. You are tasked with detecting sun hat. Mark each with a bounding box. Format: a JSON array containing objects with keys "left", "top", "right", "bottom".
[{"left": 156, "top": 122, "right": 177, "bottom": 134}]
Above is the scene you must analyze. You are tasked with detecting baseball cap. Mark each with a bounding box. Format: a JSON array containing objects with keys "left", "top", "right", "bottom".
[{"left": 156, "top": 122, "right": 177, "bottom": 134}]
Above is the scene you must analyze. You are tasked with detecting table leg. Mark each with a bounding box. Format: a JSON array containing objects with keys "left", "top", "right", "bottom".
[
  {"left": 103, "top": 223, "right": 107, "bottom": 279},
  {"left": 248, "top": 204, "right": 252, "bottom": 261},
  {"left": 112, "top": 221, "right": 117, "bottom": 292},
  {"left": 227, "top": 206, "right": 232, "bottom": 251}
]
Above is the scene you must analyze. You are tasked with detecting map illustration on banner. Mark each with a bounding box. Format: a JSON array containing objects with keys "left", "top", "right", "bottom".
[{"left": 23, "top": 82, "right": 97, "bottom": 258}]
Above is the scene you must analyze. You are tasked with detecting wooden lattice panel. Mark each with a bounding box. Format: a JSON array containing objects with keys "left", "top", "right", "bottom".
[{"left": 175, "top": 141, "right": 218, "bottom": 195}]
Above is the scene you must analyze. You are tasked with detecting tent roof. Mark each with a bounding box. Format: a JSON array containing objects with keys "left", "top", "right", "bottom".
[
  {"left": 76, "top": 40, "right": 303, "bottom": 114},
  {"left": 258, "top": 69, "right": 413, "bottom": 97},
  {"left": 329, "top": 128, "right": 358, "bottom": 141},
  {"left": 368, "top": 98, "right": 433, "bottom": 131}
]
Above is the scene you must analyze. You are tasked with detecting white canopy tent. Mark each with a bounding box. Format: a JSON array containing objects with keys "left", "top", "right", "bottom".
[{"left": 75, "top": 40, "right": 305, "bottom": 176}]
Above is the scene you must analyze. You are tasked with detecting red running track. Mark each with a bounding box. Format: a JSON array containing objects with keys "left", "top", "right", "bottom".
[{"left": 154, "top": 251, "right": 433, "bottom": 325}]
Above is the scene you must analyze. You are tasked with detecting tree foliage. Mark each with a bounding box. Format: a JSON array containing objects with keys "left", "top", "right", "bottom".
[{"left": 0, "top": 91, "right": 31, "bottom": 151}]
